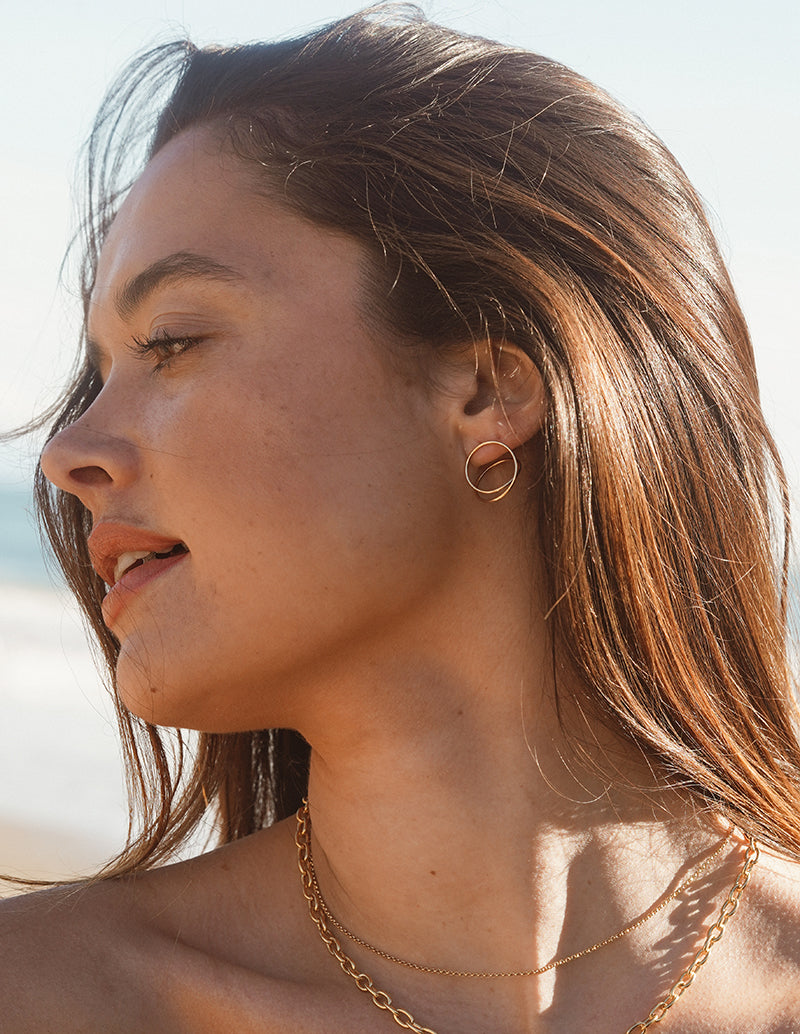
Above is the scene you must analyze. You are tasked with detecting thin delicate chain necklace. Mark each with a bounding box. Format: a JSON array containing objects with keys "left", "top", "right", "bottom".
[
  {"left": 301, "top": 805, "right": 732, "bottom": 979},
  {"left": 295, "top": 801, "right": 758, "bottom": 1033}
]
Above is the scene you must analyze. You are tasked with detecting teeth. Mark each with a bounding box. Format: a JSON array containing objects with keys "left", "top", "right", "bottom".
[{"left": 113, "top": 550, "right": 154, "bottom": 584}]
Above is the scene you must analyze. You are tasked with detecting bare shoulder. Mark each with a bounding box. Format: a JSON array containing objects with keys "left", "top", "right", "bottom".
[
  {"left": 724, "top": 845, "right": 800, "bottom": 1030},
  {"left": 0, "top": 874, "right": 165, "bottom": 1032},
  {"left": 748, "top": 845, "right": 800, "bottom": 952},
  {"left": 0, "top": 819, "right": 326, "bottom": 1033}
]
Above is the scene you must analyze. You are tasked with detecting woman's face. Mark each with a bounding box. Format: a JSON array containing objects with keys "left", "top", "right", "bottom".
[{"left": 41, "top": 128, "right": 463, "bottom": 732}]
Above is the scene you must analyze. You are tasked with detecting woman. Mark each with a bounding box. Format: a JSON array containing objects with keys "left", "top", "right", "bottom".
[{"left": 1, "top": 8, "right": 799, "bottom": 1031}]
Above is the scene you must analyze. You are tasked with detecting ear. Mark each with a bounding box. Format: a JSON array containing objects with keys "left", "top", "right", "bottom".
[{"left": 440, "top": 340, "right": 546, "bottom": 458}]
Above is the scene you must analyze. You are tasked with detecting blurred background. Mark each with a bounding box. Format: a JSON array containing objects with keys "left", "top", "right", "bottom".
[{"left": 1, "top": 0, "right": 797, "bottom": 880}]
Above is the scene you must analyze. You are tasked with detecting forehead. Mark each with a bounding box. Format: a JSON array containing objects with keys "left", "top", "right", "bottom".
[{"left": 90, "top": 127, "right": 368, "bottom": 324}]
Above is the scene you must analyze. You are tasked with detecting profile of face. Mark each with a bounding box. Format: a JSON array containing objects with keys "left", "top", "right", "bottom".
[{"left": 40, "top": 128, "right": 474, "bottom": 733}]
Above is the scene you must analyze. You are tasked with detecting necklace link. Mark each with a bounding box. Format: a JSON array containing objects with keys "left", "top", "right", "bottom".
[
  {"left": 296, "top": 803, "right": 438, "bottom": 1034},
  {"left": 624, "top": 836, "right": 758, "bottom": 1033}
]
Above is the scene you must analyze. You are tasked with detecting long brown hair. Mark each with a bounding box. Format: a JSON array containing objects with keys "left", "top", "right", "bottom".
[{"left": 32, "top": 6, "right": 800, "bottom": 875}]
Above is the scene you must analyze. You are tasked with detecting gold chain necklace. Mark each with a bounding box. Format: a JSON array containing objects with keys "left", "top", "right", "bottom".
[
  {"left": 301, "top": 806, "right": 732, "bottom": 978},
  {"left": 295, "top": 802, "right": 758, "bottom": 1034}
]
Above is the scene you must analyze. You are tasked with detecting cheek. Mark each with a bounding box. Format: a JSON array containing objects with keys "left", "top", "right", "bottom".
[
  {"left": 200, "top": 386, "right": 446, "bottom": 604},
  {"left": 112, "top": 362, "right": 458, "bottom": 730},
  {"left": 181, "top": 346, "right": 435, "bottom": 560}
]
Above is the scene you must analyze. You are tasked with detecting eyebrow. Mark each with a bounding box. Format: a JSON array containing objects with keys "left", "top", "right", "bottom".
[
  {"left": 86, "top": 251, "right": 245, "bottom": 371},
  {"left": 114, "top": 251, "right": 245, "bottom": 320}
]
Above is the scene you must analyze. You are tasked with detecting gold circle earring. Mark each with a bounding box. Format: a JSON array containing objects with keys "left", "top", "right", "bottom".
[{"left": 464, "top": 441, "right": 519, "bottom": 501}]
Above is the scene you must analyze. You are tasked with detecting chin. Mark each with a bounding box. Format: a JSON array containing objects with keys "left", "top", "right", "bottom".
[
  {"left": 115, "top": 649, "right": 209, "bottom": 730},
  {"left": 114, "top": 652, "right": 270, "bottom": 733}
]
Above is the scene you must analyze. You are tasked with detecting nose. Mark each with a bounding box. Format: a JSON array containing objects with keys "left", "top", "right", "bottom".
[{"left": 40, "top": 400, "right": 140, "bottom": 512}]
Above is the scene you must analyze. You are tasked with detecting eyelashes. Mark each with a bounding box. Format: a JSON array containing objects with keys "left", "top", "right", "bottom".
[{"left": 129, "top": 331, "right": 203, "bottom": 371}]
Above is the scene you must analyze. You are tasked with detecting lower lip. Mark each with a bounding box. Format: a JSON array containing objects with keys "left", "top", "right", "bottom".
[{"left": 101, "top": 552, "right": 189, "bottom": 627}]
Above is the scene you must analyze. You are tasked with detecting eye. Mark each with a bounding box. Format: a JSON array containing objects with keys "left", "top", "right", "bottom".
[{"left": 129, "top": 331, "right": 203, "bottom": 371}]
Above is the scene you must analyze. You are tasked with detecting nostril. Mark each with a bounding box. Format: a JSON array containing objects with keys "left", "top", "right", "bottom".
[
  {"left": 70, "top": 465, "right": 114, "bottom": 488},
  {"left": 39, "top": 417, "right": 137, "bottom": 502}
]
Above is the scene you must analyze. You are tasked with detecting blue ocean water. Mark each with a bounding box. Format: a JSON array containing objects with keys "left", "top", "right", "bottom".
[{"left": 0, "top": 482, "right": 52, "bottom": 586}]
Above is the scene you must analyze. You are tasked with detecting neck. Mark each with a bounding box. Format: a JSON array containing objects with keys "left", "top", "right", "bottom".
[
  {"left": 300, "top": 627, "right": 712, "bottom": 982},
  {"left": 281, "top": 517, "right": 731, "bottom": 1033}
]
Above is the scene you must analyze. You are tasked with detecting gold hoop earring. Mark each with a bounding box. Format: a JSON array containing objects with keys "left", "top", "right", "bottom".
[{"left": 464, "top": 441, "right": 519, "bottom": 502}]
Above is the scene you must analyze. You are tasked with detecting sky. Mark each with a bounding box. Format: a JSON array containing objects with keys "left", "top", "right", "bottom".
[{"left": 1, "top": 0, "right": 798, "bottom": 491}]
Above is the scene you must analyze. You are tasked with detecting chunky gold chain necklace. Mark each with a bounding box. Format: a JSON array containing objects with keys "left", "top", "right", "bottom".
[{"left": 295, "top": 801, "right": 758, "bottom": 1033}]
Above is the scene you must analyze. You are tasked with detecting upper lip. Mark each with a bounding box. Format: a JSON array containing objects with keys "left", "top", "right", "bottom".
[{"left": 88, "top": 521, "right": 187, "bottom": 587}]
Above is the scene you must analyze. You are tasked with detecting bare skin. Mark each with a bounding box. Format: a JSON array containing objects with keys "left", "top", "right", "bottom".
[{"left": 2, "top": 128, "right": 799, "bottom": 1033}]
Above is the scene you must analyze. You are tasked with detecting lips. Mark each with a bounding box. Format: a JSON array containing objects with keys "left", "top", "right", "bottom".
[
  {"left": 88, "top": 521, "right": 189, "bottom": 626},
  {"left": 113, "top": 542, "right": 187, "bottom": 584}
]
